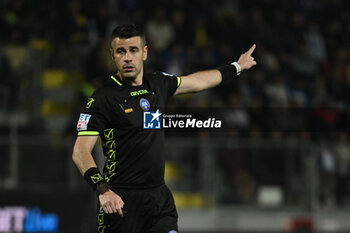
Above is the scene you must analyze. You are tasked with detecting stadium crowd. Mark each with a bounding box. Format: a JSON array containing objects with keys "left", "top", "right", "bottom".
[{"left": 1, "top": 0, "right": 350, "bottom": 137}]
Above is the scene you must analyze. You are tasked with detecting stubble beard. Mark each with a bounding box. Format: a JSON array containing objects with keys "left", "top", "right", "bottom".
[{"left": 119, "top": 68, "right": 141, "bottom": 83}]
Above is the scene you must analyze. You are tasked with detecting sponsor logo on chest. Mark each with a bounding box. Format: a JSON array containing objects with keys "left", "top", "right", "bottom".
[{"left": 130, "top": 89, "right": 148, "bottom": 96}]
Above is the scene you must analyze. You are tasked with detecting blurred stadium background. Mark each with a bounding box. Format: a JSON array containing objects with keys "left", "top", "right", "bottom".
[{"left": 1, "top": 0, "right": 350, "bottom": 232}]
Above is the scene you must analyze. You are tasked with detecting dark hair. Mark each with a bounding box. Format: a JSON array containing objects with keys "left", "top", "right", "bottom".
[{"left": 111, "top": 24, "right": 146, "bottom": 46}]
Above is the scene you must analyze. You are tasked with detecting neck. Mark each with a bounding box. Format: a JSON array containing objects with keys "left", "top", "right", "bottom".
[{"left": 118, "top": 69, "right": 143, "bottom": 86}]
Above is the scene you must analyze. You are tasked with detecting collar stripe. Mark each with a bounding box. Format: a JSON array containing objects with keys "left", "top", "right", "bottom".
[{"left": 111, "top": 76, "right": 123, "bottom": 86}]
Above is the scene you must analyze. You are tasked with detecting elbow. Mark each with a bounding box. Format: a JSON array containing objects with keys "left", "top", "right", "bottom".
[
  {"left": 192, "top": 84, "right": 208, "bottom": 93},
  {"left": 72, "top": 151, "right": 78, "bottom": 165},
  {"left": 188, "top": 83, "right": 206, "bottom": 94},
  {"left": 72, "top": 147, "right": 81, "bottom": 165},
  {"left": 192, "top": 80, "right": 216, "bottom": 93}
]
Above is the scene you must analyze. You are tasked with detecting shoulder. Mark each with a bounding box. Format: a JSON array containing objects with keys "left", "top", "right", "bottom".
[
  {"left": 145, "top": 72, "right": 178, "bottom": 82},
  {"left": 144, "top": 72, "right": 171, "bottom": 88},
  {"left": 144, "top": 72, "right": 160, "bottom": 80},
  {"left": 93, "top": 78, "right": 124, "bottom": 98},
  {"left": 90, "top": 86, "right": 109, "bottom": 100},
  {"left": 150, "top": 71, "right": 176, "bottom": 78}
]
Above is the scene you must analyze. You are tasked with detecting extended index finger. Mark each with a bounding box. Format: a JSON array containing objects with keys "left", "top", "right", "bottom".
[{"left": 246, "top": 44, "right": 256, "bottom": 55}]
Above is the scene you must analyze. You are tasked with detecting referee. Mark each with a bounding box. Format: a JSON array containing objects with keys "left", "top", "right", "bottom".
[{"left": 72, "top": 24, "right": 256, "bottom": 233}]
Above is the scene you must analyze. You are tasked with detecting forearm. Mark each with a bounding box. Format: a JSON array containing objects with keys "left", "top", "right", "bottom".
[
  {"left": 72, "top": 136, "right": 99, "bottom": 176},
  {"left": 72, "top": 149, "right": 97, "bottom": 176},
  {"left": 181, "top": 69, "right": 222, "bottom": 93},
  {"left": 174, "top": 63, "right": 240, "bottom": 96}
]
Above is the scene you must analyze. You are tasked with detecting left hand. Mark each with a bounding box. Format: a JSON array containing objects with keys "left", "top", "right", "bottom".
[
  {"left": 237, "top": 44, "right": 257, "bottom": 71},
  {"left": 99, "top": 190, "right": 124, "bottom": 216}
]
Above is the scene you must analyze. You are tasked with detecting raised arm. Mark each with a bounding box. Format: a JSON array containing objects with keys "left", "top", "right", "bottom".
[
  {"left": 72, "top": 136, "right": 124, "bottom": 216},
  {"left": 174, "top": 44, "right": 257, "bottom": 96}
]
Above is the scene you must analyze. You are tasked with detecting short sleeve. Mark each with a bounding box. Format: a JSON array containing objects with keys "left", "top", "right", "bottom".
[
  {"left": 156, "top": 72, "right": 181, "bottom": 99},
  {"left": 76, "top": 92, "right": 109, "bottom": 136}
]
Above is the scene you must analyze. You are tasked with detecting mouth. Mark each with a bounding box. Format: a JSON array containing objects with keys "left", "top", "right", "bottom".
[{"left": 123, "top": 65, "right": 135, "bottom": 72}]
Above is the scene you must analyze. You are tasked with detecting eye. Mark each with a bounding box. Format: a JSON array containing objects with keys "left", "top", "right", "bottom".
[
  {"left": 130, "top": 47, "right": 139, "bottom": 53},
  {"left": 116, "top": 48, "right": 126, "bottom": 54}
]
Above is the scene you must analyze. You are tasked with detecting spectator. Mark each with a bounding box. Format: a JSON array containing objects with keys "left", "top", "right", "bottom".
[{"left": 146, "top": 6, "right": 174, "bottom": 52}]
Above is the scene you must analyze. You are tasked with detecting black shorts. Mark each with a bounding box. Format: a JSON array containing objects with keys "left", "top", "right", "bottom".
[{"left": 96, "top": 184, "right": 178, "bottom": 233}]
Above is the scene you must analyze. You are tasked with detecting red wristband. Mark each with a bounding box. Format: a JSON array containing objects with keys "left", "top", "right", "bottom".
[{"left": 96, "top": 180, "right": 110, "bottom": 194}]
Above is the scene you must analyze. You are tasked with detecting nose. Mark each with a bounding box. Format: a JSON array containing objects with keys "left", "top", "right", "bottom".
[{"left": 124, "top": 51, "right": 132, "bottom": 62}]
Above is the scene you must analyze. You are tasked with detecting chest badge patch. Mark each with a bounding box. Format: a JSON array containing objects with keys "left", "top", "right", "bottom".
[{"left": 139, "top": 98, "right": 150, "bottom": 111}]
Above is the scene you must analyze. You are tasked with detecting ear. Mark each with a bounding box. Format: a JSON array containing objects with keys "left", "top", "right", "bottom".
[
  {"left": 143, "top": 45, "right": 148, "bottom": 61},
  {"left": 110, "top": 48, "right": 114, "bottom": 60}
]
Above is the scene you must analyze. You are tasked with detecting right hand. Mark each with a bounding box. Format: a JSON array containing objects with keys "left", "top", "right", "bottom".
[{"left": 99, "top": 190, "right": 124, "bottom": 216}]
